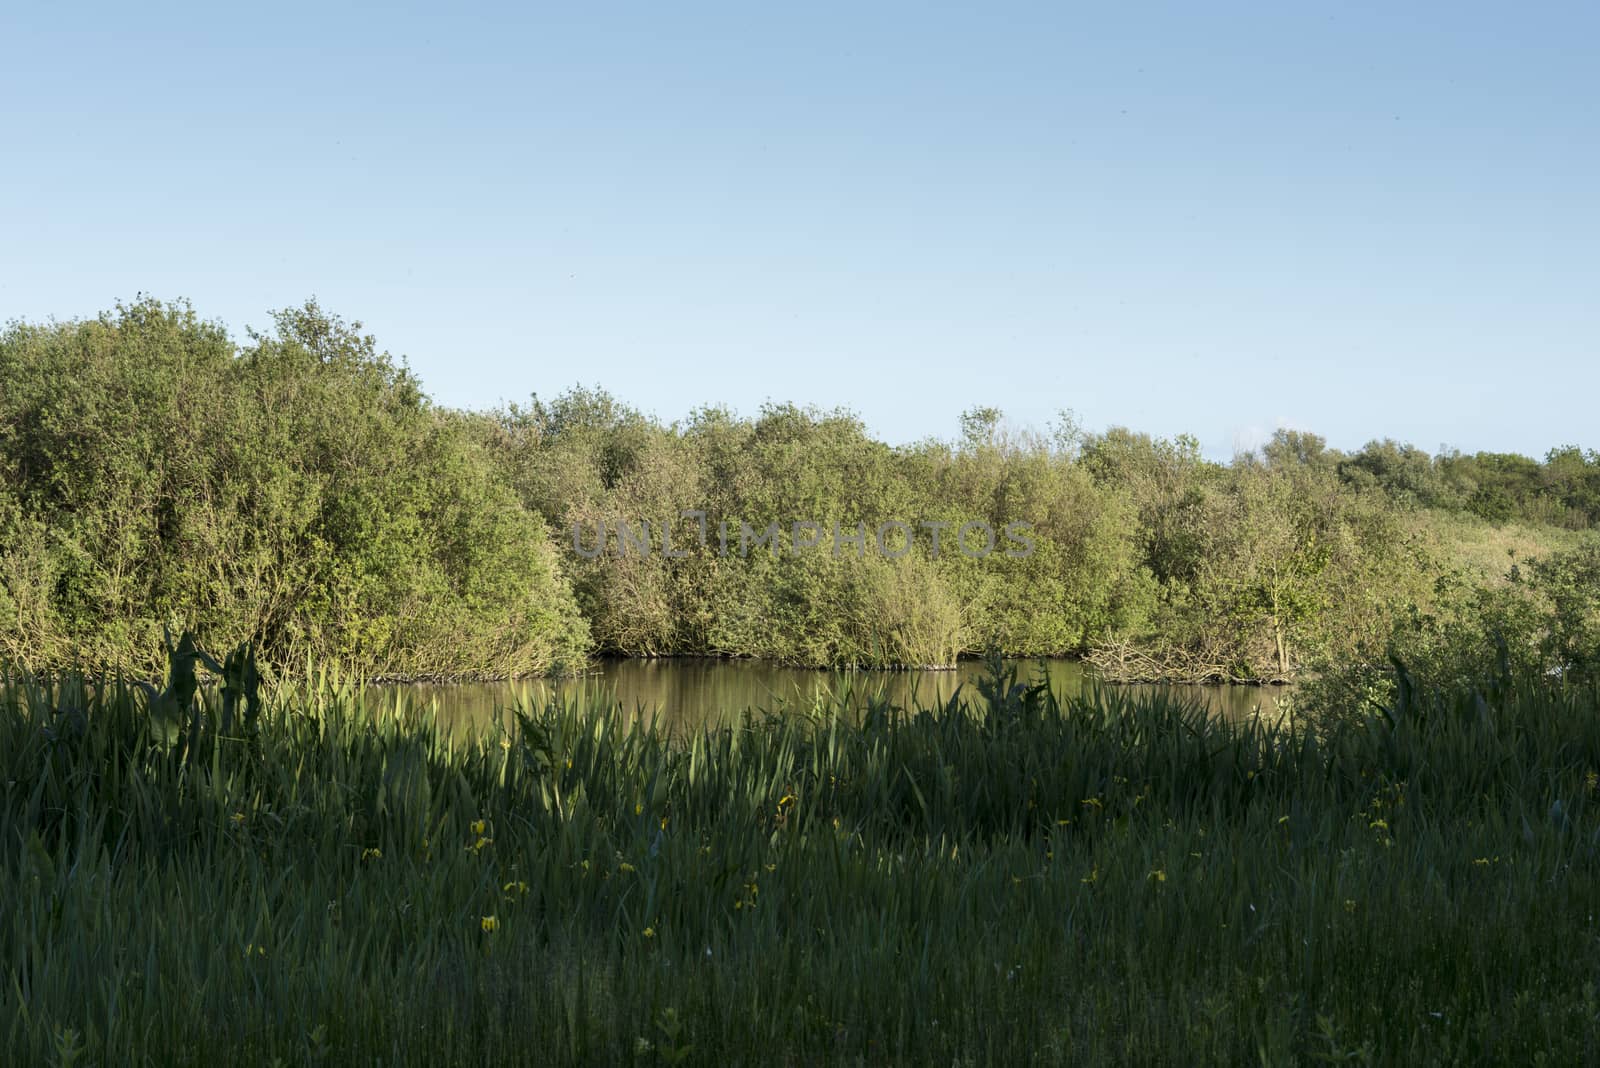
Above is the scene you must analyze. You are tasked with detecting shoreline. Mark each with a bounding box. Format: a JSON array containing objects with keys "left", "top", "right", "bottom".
[{"left": 361, "top": 652, "right": 1297, "bottom": 688}]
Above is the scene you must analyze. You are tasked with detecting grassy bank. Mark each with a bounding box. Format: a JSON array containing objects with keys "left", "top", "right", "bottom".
[{"left": 4, "top": 657, "right": 1600, "bottom": 1064}]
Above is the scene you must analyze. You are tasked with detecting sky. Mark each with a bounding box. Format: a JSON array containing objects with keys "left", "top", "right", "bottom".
[{"left": 3, "top": 1, "right": 1596, "bottom": 460}]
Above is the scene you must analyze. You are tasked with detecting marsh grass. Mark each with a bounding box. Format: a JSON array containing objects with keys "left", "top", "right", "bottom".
[{"left": 3, "top": 654, "right": 1600, "bottom": 1064}]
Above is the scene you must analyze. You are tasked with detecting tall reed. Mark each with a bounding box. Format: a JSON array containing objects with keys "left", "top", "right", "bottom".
[{"left": 3, "top": 650, "right": 1598, "bottom": 1063}]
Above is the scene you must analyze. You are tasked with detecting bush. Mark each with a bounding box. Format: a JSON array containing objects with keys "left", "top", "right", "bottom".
[{"left": 0, "top": 299, "right": 588, "bottom": 678}]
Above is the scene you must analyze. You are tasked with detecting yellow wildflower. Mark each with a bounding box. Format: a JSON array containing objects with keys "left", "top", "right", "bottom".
[
  {"left": 471, "top": 819, "right": 487, "bottom": 837},
  {"left": 480, "top": 915, "right": 498, "bottom": 933},
  {"left": 1343, "top": 900, "right": 1357, "bottom": 913},
  {"left": 619, "top": 862, "right": 637, "bottom": 874},
  {"left": 361, "top": 847, "right": 382, "bottom": 862},
  {"left": 1149, "top": 869, "right": 1167, "bottom": 883},
  {"left": 642, "top": 926, "right": 656, "bottom": 939}
]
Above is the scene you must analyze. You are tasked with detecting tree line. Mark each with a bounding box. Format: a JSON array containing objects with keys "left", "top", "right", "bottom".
[{"left": 2, "top": 299, "right": 1595, "bottom": 680}]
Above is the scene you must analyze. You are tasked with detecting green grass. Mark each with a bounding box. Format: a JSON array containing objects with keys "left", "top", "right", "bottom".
[
  {"left": 4, "top": 658, "right": 1600, "bottom": 1065},
  {"left": 1419, "top": 510, "right": 1598, "bottom": 587}
]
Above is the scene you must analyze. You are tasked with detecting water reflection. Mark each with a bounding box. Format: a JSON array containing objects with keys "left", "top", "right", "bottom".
[{"left": 376, "top": 658, "right": 1285, "bottom": 736}]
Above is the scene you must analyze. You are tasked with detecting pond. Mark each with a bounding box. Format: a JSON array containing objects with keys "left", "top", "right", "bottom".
[{"left": 374, "top": 657, "right": 1287, "bottom": 735}]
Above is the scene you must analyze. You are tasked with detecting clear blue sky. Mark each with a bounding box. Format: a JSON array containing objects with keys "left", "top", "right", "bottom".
[{"left": 3, "top": 1, "right": 1595, "bottom": 460}]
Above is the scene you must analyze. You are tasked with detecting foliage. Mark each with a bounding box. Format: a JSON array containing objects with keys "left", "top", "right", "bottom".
[
  {"left": 4, "top": 653, "right": 1600, "bottom": 1063},
  {"left": 1341, "top": 438, "right": 1600, "bottom": 530},
  {"left": 4, "top": 300, "right": 1597, "bottom": 679},
  {"left": 0, "top": 299, "right": 588, "bottom": 678},
  {"left": 1298, "top": 540, "right": 1600, "bottom": 728}
]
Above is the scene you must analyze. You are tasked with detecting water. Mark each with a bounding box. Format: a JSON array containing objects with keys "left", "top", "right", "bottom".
[{"left": 376, "top": 657, "right": 1286, "bottom": 734}]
